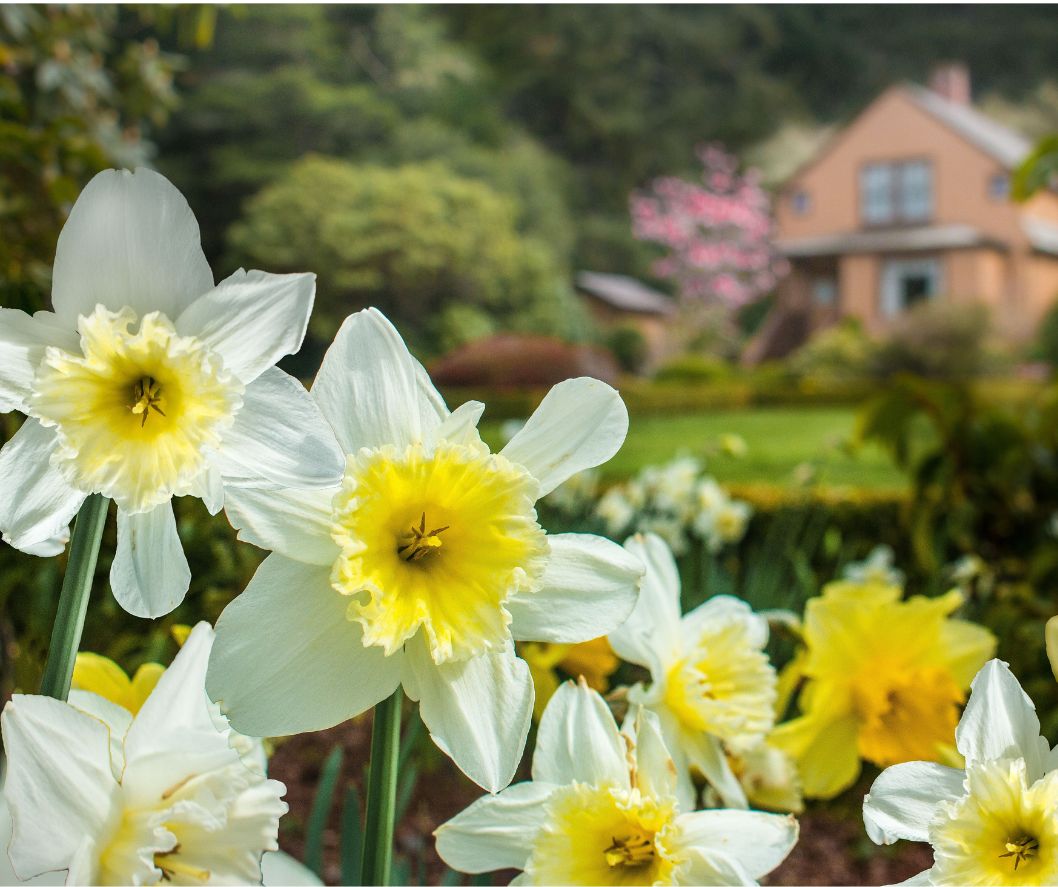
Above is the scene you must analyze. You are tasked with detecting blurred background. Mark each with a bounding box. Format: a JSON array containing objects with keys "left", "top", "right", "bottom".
[{"left": 8, "top": 5, "right": 1058, "bottom": 884}]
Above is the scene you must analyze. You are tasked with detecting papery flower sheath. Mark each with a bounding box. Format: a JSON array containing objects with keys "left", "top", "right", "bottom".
[
  {"left": 864, "top": 659, "right": 1058, "bottom": 886},
  {"left": 206, "top": 308, "right": 644, "bottom": 792},
  {"left": 609, "top": 532, "right": 777, "bottom": 809},
  {"left": 0, "top": 168, "right": 344, "bottom": 617},
  {"left": 435, "top": 680, "right": 799, "bottom": 886},
  {"left": 0, "top": 623, "right": 288, "bottom": 885}
]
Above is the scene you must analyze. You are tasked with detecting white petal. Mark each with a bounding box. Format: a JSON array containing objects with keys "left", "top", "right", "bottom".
[
  {"left": 431, "top": 400, "right": 485, "bottom": 448},
  {"left": 1, "top": 695, "right": 117, "bottom": 879},
  {"left": 262, "top": 851, "right": 323, "bottom": 886},
  {"left": 500, "top": 377, "right": 627, "bottom": 497},
  {"left": 682, "top": 595, "right": 768, "bottom": 650},
  {"left": 19, "top": 526, "right": 70, "bottom": 557},
  {"left": 0, "top": 309, "right": 76, "bottom": 413},
  {"left": 51, "top": 168, "right": 213, "bottom": 323},
  {"left": 111, "top": 502, "right": 190, "bottom": 618},
  {"left": 608, "top": 533, "right": 683, "bottom": 673},
  {"left": 68, "top": 690, "right": 133, "bottom": 780},
  {"left": 684, "top": 730, "right": 748, "bottom": 809},
  {"left": 177, "top": 269, "right": 315, "bottom": 384},
  {"left": 223, "top": 485, "right": 339, "bottom": 566},
  {"left": 207, "top": 555, "right": 401, "bottom": 737},
  {"left": 0, "top": 792, "right": 67, "bottom": 886},
  {"left": 625, "top": 707, "right": 678, "bottom": 801},
  {"left": 434, "top": 781, "right": 555, "bottom": 874},
  {"left": 956, "top": 658, "right": 1049, "bottom": 775},
  {"left": 214, "top": 367, "right": 344, "bottom": 490},
  {"left": 895, "top": 869, "right": 936, "bottom": 885},
  {"left": 508, "top": 533, "right": 642, "bottom": 643},
  {"left": 189, "top": 465, "right": 225, "bottom": 515},
  {"left": 531, "top": 680, "right": 628, "bottom": 789},
  {"left": 675, "top": 810, "right": 798, "bottom": 882},
  {"left": 403, "top": 636, "right": 532, "bottom": 793},
  {"left": 311, "top": 308, "right": 446, "bottom": 453},
  {"left": 863, "top": 761, "right": 964, "bottom": 845},
  {"left": 0, "top": 419, "right": 86, "bottom": 553}
]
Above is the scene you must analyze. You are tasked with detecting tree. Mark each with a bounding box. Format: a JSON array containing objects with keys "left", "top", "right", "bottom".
[{"left": 630, "top": 144, "right": 786, "bottom": 312}]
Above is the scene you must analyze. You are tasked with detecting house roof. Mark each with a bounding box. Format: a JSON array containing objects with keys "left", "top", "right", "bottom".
[
  {"left": 576, "top": 271, "right": 676, "bottom": 316},
  {"left": 777, "top": 223, "right": 1003, "bottom": 258},
  {"left": 1023, "top": 217, "right": 1058, "bottom": 256},
  {"left": 904, "top": 85, "right": 1032, "bottom": 169}
]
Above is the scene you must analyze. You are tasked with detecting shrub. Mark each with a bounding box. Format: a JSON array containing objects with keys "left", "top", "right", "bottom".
[
  {"left": 869, "top": 300, "right": 991, "bottom": 380},
  {"left": 654, "top": 354, "right": 732, "bottom": 384},
  {"left": 788, "top": 319, "right": 874, "bottom": 384},
  {"left": 1035, "top": 298, "right": 1058, "bottom": 367},
  {"left": 606, "top": 325, "right": 649, "bottom": 374}
]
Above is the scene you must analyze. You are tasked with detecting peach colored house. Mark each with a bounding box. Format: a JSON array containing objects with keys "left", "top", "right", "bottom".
[
  {"left": 759, "top": 65, "right": 1058, "bottom": 359},
  {"left": 576, "top": 270, "right": 676, "bottom": 369}
]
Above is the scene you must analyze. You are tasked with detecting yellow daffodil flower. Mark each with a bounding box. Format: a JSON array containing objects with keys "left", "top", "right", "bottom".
[
  {"left": 522, "top": 636, "right": 619, "bottom": 719},
  {"left": 72, "top": 652, "right": 164, "bottom": 715},
  {"left": 771, "top": 580, "right": 996, "bottom": 799}
]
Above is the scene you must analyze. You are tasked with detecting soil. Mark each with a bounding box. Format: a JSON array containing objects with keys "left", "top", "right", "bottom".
[{"left": 269, "top": 711, "right": 935, "bottom": 887}]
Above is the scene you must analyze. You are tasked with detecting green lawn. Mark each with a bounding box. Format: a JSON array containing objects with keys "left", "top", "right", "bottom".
[{"left": 484, "top": 406, "right": 908, "bottom": 490}]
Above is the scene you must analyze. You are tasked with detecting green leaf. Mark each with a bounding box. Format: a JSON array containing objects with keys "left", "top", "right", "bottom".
[
  {"left": 305, "top": 745, "right": 344, "bottom": 877},
  {"left": 340, "top": 784, "right": 364, "bottom": 887}
]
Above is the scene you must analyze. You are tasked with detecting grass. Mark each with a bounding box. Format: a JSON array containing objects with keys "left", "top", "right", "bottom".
[{"left": 483, "top": 405, "right": 907, "bottom": 490}]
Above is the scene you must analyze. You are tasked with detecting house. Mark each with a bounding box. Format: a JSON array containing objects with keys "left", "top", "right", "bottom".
[
  {"left": 758, "top": 63, "right": 1058, "bottom": 359},
  {"left": 575, "top": 270, "right": 676, "bottom": 368}
]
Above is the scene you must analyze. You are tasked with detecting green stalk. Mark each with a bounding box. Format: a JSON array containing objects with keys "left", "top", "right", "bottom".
[
  {"left": 360, "top": 690, "right": 402, "bottom": 886},
  {"left": 39, "top": 494, "right": 108, "bottom": 700}
]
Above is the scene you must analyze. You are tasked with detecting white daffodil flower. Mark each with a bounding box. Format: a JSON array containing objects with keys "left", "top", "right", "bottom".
[
  {"left": 609, "top": 533, "right": 777, "bottom": 810},
  {"left": 0, "top": 622, "right": 288, "bottom": 886},
  {"left": 434, "top": 680, "right": 798, "bottom": 886},
  {"left": 205, "top": 308, "right": 643, "bottom": 793},
  {"left": 842, "top": 545, "right": 905, "bottom": 588},
  {"left": 863, "top": 659, "right": 1058, "bottom": 886},
  {"left": 0, "top": 168, "right": 344, "bottom": 617}
]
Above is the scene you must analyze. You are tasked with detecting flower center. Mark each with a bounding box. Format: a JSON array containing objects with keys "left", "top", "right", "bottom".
[
  {"left": 397, "top": 512, "right": 449, "bottom": 562},
  {"left": 155, "top": 844, "right": 211, "bottom": 883},
  {"left": 130, "top": 376, "right": 166, "bottom": 426},
  {"left": 603, "top": 832, "right": 656, "bottom": 868},
  {"left": 330, "top": 441, "right": 548, "bottom": 663},
  {"left": 30, "top": 306, "right": 242, "bottom": 512},
  {"left": 852, "top": 664, "right": 962, "bottom": 767},
  {"left": 662, "top": 620, "right": 776, "bottom": 744},
  {"left": 1001, "top": 835, "right": 1039, "bottom": 872}
]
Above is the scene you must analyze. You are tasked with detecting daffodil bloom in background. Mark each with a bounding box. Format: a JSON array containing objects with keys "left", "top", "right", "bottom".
[
  {"left": 0, "top": 623, "right": 288, "bottom": 885},
  {"left": 71, "top": 652, "right": 164, "bottom": 714},
  {"left": 521, "top": 636, "right": 619, "bottom": 720},
  {"left": 693, "top": 496, "right": 752, "bottom": 554},
  {"left": 206, "top": 308, "right": 644, "bottom": 792},
  {"left": 435, "top": 680, "right": 799, "bottom": 886},
  {"left": 0, "top": 168, "right": 343, "bottom": 617},
  {"left": 771, "top": 580, "right": 996, "bottom": 800},
  {"left": 863, "top": 659, "right": 1058, "bottom": 886},
  {"left": 725, "top": 740, "right": 804, "bottom": 815},
  {"left": 841, "top": 544, "right": 905, "bottom": 587},
  {"left": 609, "top": 533, "right": 777, "bottom": 810}
]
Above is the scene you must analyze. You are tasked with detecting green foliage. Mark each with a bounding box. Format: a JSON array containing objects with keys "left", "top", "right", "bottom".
[
  {"left": 1037, "top": 299, "right": 1058, "bottom": 367},
  {"left": 0, "top": 5, "right": 185, "bottom": 307},
  {"left": 788, "top": 320, "right": 874, "bottom": 384},
  {"left": 868, "top": 302, "right": 994, "bottom": 380},
  {"left": 606, "top": 325, "right": 649, "bottom": 374},
  {"left": 654, "top": 354, "right": 733, "bottom": 384},
  {"left": 227, "top": 156, "right": 579, "bottom": 354},
  {"left": 856, "top": 377, "right": 1058, "bottom": 733},
  {"left": 1013, "top": 134, "right": 1058, "bottom": 200}
]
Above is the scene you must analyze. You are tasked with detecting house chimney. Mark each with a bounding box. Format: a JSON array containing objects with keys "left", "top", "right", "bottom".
[{"left": 929, "top": 62, "right": 971, "bottom": 105}]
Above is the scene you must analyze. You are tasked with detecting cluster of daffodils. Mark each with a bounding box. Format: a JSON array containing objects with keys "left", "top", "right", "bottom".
[
  {"left": 592, "top": 455, "right": 752, "bottom": 555},
  {"left": 435, "top": 679, "right": 798, "bottom": 886}
]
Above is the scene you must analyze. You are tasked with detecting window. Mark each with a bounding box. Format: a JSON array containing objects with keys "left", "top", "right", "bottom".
[
  {"left": 812, "top": 278, "right": 837, "bottom": 306},
  {"left": 881, "top": 258, "right": 942, "bottom": 316},
  {"left": 860, "top": 160, "right": 934, "bottom": 225},
  {"left": 989, "top": 173, "right": 1009, "bottom": 200},
  {"left": 791, "top": 191, "right": 811, "bottom": 215}
]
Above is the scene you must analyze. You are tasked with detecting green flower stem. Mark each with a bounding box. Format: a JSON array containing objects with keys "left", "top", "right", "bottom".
[
  {"left": 39, "top": 494, "right": 108, "bottom": 700},
  {"left": 361, "top": 690, "right": 402, "bottom": 886}
]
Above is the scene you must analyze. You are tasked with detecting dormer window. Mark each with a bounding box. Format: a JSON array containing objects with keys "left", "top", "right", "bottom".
[
  {"left": 860, "top": 160, "right": 933, "bottom": 225},
  {"left": 791, "top": 190, "right": 811, "bottom": 215},
  {"left": 989, "top": 173, "right": 1010, "bottom": 200}
]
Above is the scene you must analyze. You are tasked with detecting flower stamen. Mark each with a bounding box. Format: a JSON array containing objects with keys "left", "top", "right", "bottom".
[
  {"left": 603, "top": 834, "right": 655, "bottom": 868},
  {"left": 397, "top": 512, "right": 450, "bottom": 562},
  {"left": 1000, "top": 835, "right": 1039, "bottom": 871},
  {"left": 130, "top": 376, "right": 166, "bottom": 427},
  {"left": 155, "top": 844, "right": 211, "bottom": 883}
]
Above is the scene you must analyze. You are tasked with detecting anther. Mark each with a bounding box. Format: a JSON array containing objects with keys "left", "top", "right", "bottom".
[
  {"left": 1000, "top": 835, "right": 1039, "bottom": 871},
  {"left": 131, "top": 376, "right": 166, "bottom": 427},
  {"left": 397, "top": 512, "right": 449, "bottom": 562}
]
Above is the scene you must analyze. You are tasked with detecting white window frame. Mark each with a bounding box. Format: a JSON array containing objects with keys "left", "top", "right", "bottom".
[{"left": 880, "top": 258, "right": 942, "bottom": 317}]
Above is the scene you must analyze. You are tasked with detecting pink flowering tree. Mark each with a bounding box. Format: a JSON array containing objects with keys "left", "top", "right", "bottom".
[{"left": 631, "top": 144, "right": 787, "bottom": 312}]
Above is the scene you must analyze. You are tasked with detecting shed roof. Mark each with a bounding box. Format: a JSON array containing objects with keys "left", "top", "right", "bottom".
[{"left": 576, "top": 271, "right": 676, "bottom": 316}]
